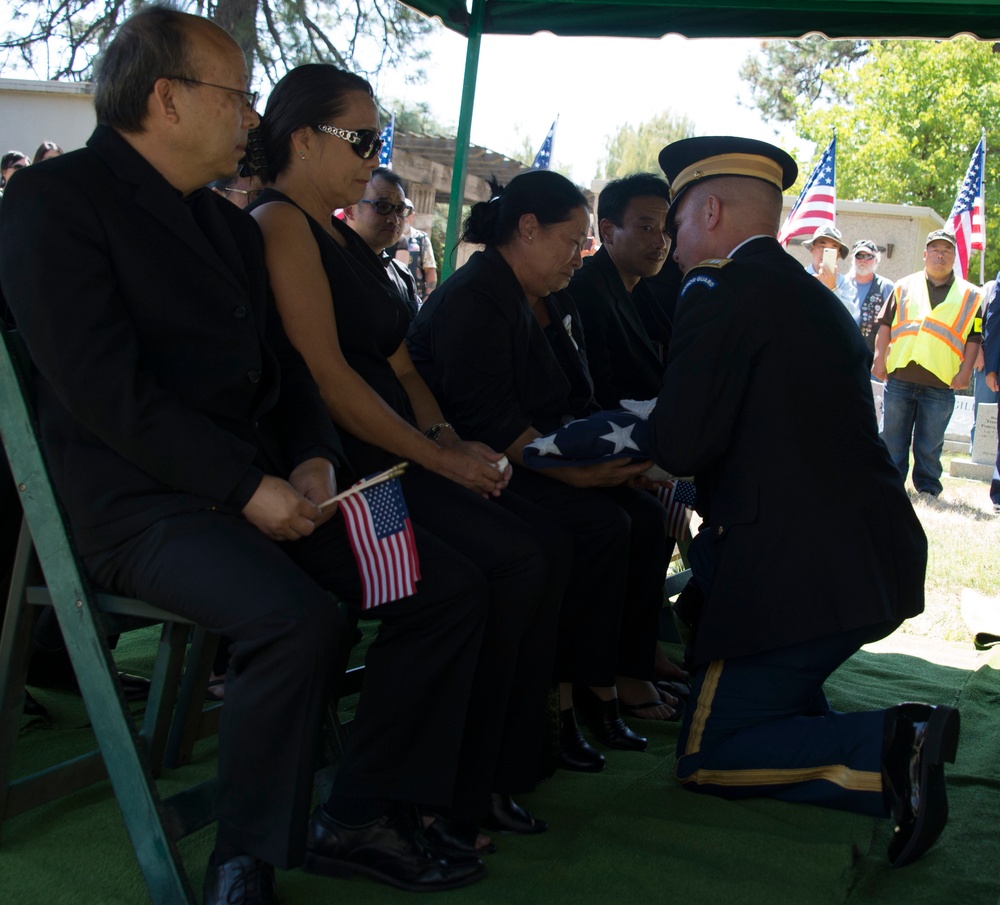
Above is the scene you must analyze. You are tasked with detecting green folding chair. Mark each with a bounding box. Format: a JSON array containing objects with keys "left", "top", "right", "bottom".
[{"left": 0, "top": 324, "right": 217, "bottom": 905}]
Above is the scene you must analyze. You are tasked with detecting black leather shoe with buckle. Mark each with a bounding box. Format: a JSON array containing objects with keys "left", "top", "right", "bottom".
[
  {"left": 203, "top": 854, "right": 278, "bottom": 905},
  {"left": 304, "top": 805, "right": 485, "bottom": 891},
  {"left": 882, "top": 702, "right": 960, "bottom": 868}
]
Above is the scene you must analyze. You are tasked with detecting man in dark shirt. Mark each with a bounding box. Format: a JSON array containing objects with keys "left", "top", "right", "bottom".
[
  {"left": 343, "top": 167, "right": 421, "bottom": 318},
  {"left": 873, "top": 229, "right": 982, "bottom": 498},
  {"left": 569, "top": 173, "right": 672, "bottom": 409}
]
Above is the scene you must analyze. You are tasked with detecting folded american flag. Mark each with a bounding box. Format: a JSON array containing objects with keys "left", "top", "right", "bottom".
[
  {"left": 656, "top": 480, "right": 697, "bottom": 540},
  {"left": 339, "top": 475, "right": 421, "bottom": 609},
  {"left": 523, "top": 410, "right": 653, "bottom": 468}
]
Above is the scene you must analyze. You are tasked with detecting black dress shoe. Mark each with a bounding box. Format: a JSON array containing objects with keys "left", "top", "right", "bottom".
[
  {"left": 421, "top": 813, "right": 497, "bottom": 856},
  {"left": 575, "top": 687, "right": 647, "bottom": 751},
  {"left": 203, "top": 854, "right": 278, "bottom": 905},
  {"left": 304, "top": 805, "right": 485, "bottom": 891},
  {"left": 883, "top": 702, "right": 960, "bottom": 867},
  {"left": 481, "top": 793, "right": 548, "bottom": 834},
  {"left": 557, "top": 708, "right": 606, "bottom": 772}
]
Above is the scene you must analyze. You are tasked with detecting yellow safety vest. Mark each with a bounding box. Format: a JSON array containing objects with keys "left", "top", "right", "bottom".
[{"left": 886, "top": 274, "right": 979, "bottom": 385}]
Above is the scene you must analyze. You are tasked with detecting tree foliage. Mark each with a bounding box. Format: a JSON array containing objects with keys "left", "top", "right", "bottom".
[
  {"left": 599, "top": 110, "right": 696, "bottom": 180},
  {"left": 739, "top": 37, "right": 869, "bottom": 124},
  {"left": 796, "top": 38, "right": 1000, "bottom": 275},
  {"left": 0, "top": 0, "right": 433, "bottom": 85}
]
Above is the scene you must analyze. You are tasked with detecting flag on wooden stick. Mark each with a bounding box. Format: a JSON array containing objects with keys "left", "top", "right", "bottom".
[{"left": 336, "top": 465, "right": 420, "bottom": 609}]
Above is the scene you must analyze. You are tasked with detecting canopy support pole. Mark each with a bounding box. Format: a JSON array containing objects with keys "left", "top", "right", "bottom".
[{"left": 442, "top": 0, "right": 486, "bottom": 279}]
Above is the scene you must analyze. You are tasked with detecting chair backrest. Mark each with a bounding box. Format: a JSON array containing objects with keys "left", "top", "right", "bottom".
[
  {"left": 0, "top": 325, "right": 200, "bottom": 904},
  {"left": 0, "top": 327, "right": 117, "bottom": 682}
]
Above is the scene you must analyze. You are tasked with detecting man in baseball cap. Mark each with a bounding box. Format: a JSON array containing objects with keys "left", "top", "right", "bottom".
[{"left": 873, "top": 226, "right": 982, "bottom": 499}]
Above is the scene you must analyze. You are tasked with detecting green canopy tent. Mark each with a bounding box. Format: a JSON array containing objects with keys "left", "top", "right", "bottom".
[{"left": 399, "top": 0, "right": 1000, "bottom": 274}]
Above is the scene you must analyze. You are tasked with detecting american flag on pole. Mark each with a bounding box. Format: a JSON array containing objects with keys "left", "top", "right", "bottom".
[
  {"left": 947, "top": 136, "right": 985, "bottom": 280},
  {"left": 655, "top": 480, "right": 697, "bottom": 541},
  {"left": 339, "top": 475, "right": 420, "bottom": 609},
  {"left": 777, "top": 135, "right": 837, "bottom": 247},
  {"left": 532, "top": 118, "right": 557, "bottom": 170},
  {"left": 378, "top": 113, "right": 395, "bottom": 168}
]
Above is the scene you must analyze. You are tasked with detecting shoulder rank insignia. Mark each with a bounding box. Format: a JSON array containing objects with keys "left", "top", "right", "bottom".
[{"left": 696, "top": 258, "right": 733, "bottom": 269}]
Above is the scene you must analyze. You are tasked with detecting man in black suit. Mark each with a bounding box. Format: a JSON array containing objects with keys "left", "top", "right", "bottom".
[
  {"left": 568, "top": 173, "right": 673, "bottom": 409},
  {"left": 651, "top": 136, "right": 959, "bottom": 867},
  {"left": 0, "top": 8, "right": 485, "bottom": 903}
]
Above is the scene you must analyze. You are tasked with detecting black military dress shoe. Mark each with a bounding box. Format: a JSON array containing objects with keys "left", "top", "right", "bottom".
[
  {"left": 203, "top": 854, "right": 278, "bottom": 905},
  {"left": 304, "top": 805, "right": 485, "bottom": 891},
  {"left": 883, "top": 702, "right": 960, "bottom": 867}
]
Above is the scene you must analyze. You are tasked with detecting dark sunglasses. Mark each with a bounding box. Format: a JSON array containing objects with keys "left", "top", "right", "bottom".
[
  {"left": 358, "top": 199, "right": 414, "bottom": 218},
  {"left": 854, "top": 252, "right": 876, "bottom": 261},
  {"left": 315, "top": 124, "right": 384, "bottom": 160}
]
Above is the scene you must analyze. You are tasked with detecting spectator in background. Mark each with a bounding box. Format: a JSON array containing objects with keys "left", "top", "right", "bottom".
[
  {"left": 981, "top": 277, "right": 1000, "bottom": 511},
  {"left": 873, "top": 228, "right": 982, "bottom": 500},
  {"left": 971, "top": 279, "right": 997, "bottom": 455},
  {"left": 32, "top": 141, "right": 63, "bottom": 164},
  {"left": 210, "top": 171, "right": 262, "bottom": 210},
  {"left": 849, "top": 239, "right": 894, "bottom": 355},
  {"left": 0, "top": 151, "right": 29, "bottom": 192},
  {"left": 396, "top": 204, "right": 437, "bottom": 300},
  {"left": 803, "top": 224, "right": 859, "bottom": 322},
  {"left": 343, "top": 167, "right": 421, "bottom": 318}
]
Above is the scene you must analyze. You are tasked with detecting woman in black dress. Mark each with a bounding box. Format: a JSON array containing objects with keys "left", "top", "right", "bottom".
[
  {"left": 409, "top": 171, "right": 674, "bottom": 772},
  {"left": 249, "top": 65, "right": 567, "bottom": 860}
]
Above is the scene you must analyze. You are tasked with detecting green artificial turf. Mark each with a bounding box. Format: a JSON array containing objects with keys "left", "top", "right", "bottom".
[{"left": 3, "top": 633, "right": 998, "bottom": 905}]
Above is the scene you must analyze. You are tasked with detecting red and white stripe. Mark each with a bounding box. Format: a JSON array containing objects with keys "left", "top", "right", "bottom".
[{"left": 339, "top": 492, "right": 420, "bottom": 609}]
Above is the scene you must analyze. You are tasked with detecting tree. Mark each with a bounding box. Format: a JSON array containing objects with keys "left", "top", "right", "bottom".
[
  {"left": 599, "top": 110, "right": 696, "bottom": 180},
  {"left": 0, "top": 0, "right": 433, "bottom": 85},
  {"left": 739, "top": 37, "right": 869, "bottom": 124},
  {"left": 795, "top": 37, "right": 1000, "bottom": 275}
]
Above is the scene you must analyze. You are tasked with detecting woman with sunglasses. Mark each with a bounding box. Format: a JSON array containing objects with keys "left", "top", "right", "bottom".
[{"left": 248, "top": 64, "right": 568, "bottom": 862}]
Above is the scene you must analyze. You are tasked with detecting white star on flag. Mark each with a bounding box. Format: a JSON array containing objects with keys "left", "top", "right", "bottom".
[
  {"left": 600, "top": 421, "right": 640, "bottom": 454},
  {"left": 531, "top": 434, "right": 563, "bottom": 457}
]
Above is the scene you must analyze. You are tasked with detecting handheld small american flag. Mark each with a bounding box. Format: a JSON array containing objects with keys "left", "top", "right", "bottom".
[
  {"left": 339, "top": 474, "right": 420, "bottom": 609},
  {"left": 656, "top": 480, "right": 697, "bottom": 541},
  {"left": 777, "top": 135, "right": 836, "bottom": 247},
  {"left": 947, "top": 136, "right": 985, "bottom": 280},
  {"left": 531, "top": 118, "right": 557, "bottom": 170},
  {"left": 378, "top": 114, "right": 395, "bottom": 168}
]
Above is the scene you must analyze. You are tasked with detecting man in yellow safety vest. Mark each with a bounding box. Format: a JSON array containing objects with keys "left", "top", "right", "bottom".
[{"left": 872, "top": 228, "right": 982, "bottom": 499}]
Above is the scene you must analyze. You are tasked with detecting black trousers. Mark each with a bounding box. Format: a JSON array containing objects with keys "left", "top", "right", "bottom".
[
  {"left": 85, "top": 507, "right": 487, "bottom": 868},
  {"left": 338, "top": 467, "right": 568, "bottom": 821},
  {"left": 505, "top": 467, "right": 669, "bottom": 686},
  {"left": 84, "top": 468, "right": 563, "bottom": 864}
]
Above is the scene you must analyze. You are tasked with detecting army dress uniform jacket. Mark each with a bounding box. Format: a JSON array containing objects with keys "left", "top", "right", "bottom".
[{"left": 651, "top": 236, "right": 926, "bottom": 666}]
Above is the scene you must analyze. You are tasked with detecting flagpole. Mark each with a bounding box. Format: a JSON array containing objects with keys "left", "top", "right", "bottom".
[{"left": 981, "top": 127, "right": 987, "bottom": 285}]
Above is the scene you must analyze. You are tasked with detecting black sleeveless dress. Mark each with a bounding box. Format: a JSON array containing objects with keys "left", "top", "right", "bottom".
[{"left": 254, "top": 188, "right": 413, "bottom": 474}]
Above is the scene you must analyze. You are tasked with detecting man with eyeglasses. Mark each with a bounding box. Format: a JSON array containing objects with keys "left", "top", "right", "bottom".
[
  {"left": 873, "top": 229, "right": 982, "bottom": 500},
  {"left": 0, "top": 9, "right": 445, "bottom": 905},
  {"left": 849, "top": 239, "right": 895, "bottom": 354},
  {"left": 344, "top": 167, "right": 422, "bottom": 316}
]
